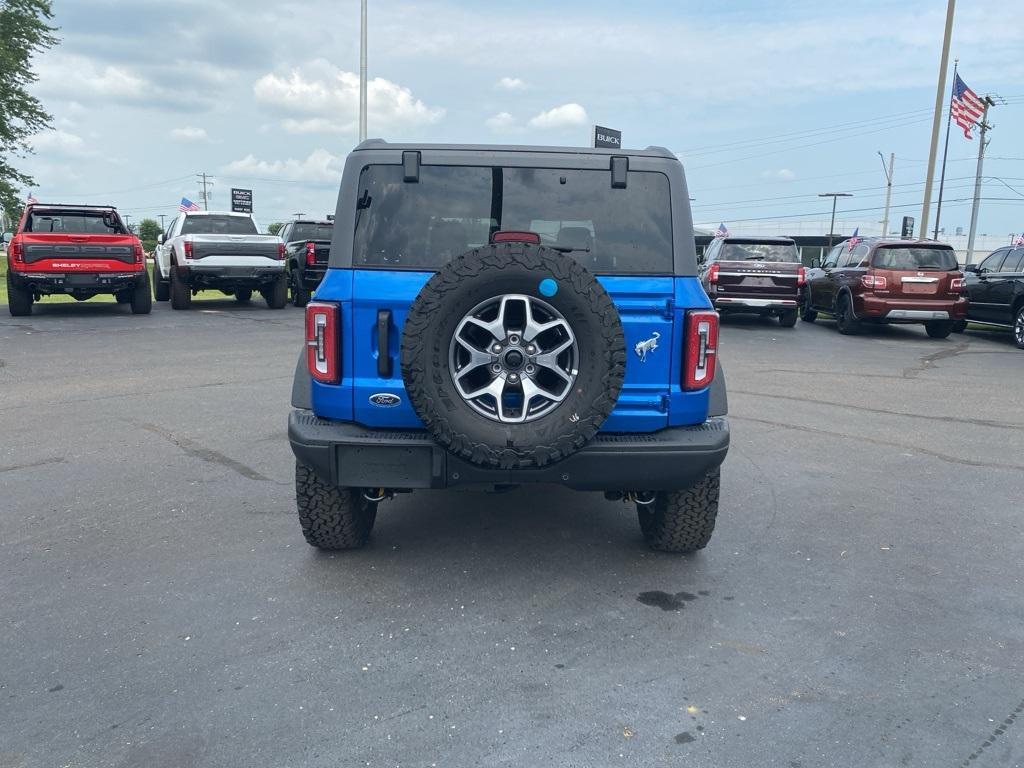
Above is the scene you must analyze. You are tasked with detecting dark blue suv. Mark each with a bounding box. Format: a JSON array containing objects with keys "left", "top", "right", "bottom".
[{"left": 288, "top": 141, "right": 729, "bottom": 552}]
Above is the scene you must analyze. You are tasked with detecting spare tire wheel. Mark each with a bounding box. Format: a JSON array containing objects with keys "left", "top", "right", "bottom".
[{"left": 401, "top": 242, "right": 626, "bottom": 469}]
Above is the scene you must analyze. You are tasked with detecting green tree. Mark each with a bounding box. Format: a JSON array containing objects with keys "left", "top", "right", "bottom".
[
  {"left": 137, "top": 217, "right": 161, "bottom": 252},
  {"left": 267, "top": 221, "right": 284, "bottom": 236},
  {"left": 0, "top": 1, "right": 59, "bottom": 223}
]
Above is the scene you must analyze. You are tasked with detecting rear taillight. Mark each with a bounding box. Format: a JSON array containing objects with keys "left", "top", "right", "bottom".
[
  {"left": 305, "top": 242, "right": 316, "bottom": 266},
  {"left": 707, "top": 264, "right": 720, "bottom": 284},
  {"left": 278, "top": 242, "right": 286, "bottom": 260},
  {"left": 183, "top": 240, "right": 193, "bottom": 258},
  {"left": 861, "top": 274, "right": 887, "bottom": 290},
  {"left": 797, "top": 266, "right": 806, "bottom": 286},
  {"left": 683, "top": 310, "right": 718, "bottom": 391},
  {"left": 133, "top": 242, "right": 144, "bottom": 264},
  {"left": 306, "top": 301, "right": 340, "bottom": 384},
  {"left": 9, "top": 240, "right": 23, "bottom": 264},
  {"left": 950, "top": 276, "right": 965, "bottom": 291}
]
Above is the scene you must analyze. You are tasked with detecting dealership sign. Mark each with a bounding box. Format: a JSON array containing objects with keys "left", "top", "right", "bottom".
[
  {"left": 593, "top": 125, "right": 622, "bottom": 149},
  {"left": 231, "top": 188, "right": 253, "bottom": 214},
  {"left": 901, "top": 216, "right": 915, "bottom": 238}
]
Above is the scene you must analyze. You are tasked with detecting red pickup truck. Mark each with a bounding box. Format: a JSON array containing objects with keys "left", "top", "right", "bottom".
[{"left": 5, "top": 203, "right": 151, "bottom": 316}]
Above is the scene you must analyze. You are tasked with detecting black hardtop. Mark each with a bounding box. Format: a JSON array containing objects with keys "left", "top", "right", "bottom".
[{"left": 330, "top": 140, "right": 698, "bottom": 275}]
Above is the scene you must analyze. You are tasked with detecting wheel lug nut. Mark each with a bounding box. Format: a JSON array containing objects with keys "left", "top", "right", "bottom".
[
  {"left": 491, "top": 344, "right": 501, "bottom": 353},
  {"left": 526, "top": 345, "right": 536, "bottom": 354},
  {"left": 508, "top": 373, "right": 519, "bottom": 382}
]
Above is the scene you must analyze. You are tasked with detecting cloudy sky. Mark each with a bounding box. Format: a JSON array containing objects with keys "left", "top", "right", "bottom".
[{"left": 18, "top": 0, "right": 1024, "bottom": 237}]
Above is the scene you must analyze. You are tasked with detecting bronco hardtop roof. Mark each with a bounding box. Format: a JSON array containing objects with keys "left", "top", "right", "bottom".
[{"left": 352, "top": 138, "right": 676, "bottom": 160}]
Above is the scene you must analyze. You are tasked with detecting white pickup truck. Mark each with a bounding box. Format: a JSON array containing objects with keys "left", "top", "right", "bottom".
[{"left": 153, "top": 211, "right": 286, "bottom": 309}]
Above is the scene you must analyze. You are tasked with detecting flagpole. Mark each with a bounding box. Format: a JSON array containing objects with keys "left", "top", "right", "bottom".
[{"left": 933, "top": 59, "right": 957, "bottom": 240}]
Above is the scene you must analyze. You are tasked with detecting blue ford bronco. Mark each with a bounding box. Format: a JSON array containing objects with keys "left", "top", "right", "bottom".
[{"left": 288, "top": 141, "right": 729, "bottom": 552}]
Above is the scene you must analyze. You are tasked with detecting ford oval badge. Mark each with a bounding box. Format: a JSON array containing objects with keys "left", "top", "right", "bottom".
[{"left": 369, "top": 392, "right": 401, "bottom": 407}]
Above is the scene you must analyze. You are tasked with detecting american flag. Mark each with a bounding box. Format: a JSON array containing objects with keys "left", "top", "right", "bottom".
[
  {"left": 714, "top": 222, "right": 729, "bottom": 238},
  {"left": 179, "top": 196, "right": 201, "bottom": 212},
  {"left": 26, "top": 194, "right": 38, "bottom": 205},
  {"left": 846, "top": 227, "right": 860, "bottom": 252},
  {"left": 951, "top": 74, "right": 985, "bottom": 140},
  {"left": 1013, "top": 233, "right": 1024, "bottom": 247}
]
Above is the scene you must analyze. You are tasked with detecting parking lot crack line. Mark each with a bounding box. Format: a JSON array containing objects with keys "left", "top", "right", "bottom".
[
  {"left": 0, "top": 456, "right": 66, "bottom": 474},
  {"left": 732, "top": 415, "right": 1024, "bottom": 471},
  {"left": 133, "top": 421, "right": 271, "bottom": 482},
  {"left": 902, "top": 340, "right": 970, "bottom": 378},
  {"left": 731, "top": 390, "right": 1024, "bottom": 432}
]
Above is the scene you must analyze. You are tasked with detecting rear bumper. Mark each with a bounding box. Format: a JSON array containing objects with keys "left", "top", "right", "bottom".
[
  {"left": 297, "top": 266, "right": 327, "bottom": 290},
  {"left": 858, "top": 295, "right": 968, "bottom": 321},
  {"left": 714, "top": 296, "right": 797, "bottom": 310},
  {"left": 288, "top": 411, "right": 730, "bottom": 491},
  {"left": 10, "top": 269, "right": 144, "bottom": 294},
  {"left": 182, "top": 264, "right": 283, "bottom": 289}
]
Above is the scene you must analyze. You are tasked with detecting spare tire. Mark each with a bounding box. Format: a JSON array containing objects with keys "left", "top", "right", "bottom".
[{"left": 401, "top": 242, "right": 626, "bottom": 469}]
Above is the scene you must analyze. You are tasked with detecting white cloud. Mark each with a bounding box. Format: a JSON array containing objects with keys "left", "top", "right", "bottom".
[
  {"left": 221, "top": 148, "right": 345, "bottom": 183},
  {"left": 36, "top": 53, "right": 149, "bottom": 101},
  {"left": 485, "top": 111, "right": 518, "bottom": 132},
  {"left": 762, "top": 168, "right": 796, "bottom": 181},
  {"left": 253, "top": 59, "right": 444, "bottom": 134},
  {"left": 30, "top": 129, "right": 96, "bottom": 158},
  {"left": 528, "top": 103, "right": 589, "bottom": 130},
  {"left": 496, "top": 76, "right": 526, "bottom": 91},
  {"left": 170, "top": 126, "right": 211, "bottom": 142}
]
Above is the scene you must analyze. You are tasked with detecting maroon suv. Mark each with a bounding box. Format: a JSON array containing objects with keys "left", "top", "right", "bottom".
[
  {"left": 698, "top": 236, "right": 804, "bottom": 327},
  {"left": 802, "top": 238, "right": 967, "bottom": 338}
]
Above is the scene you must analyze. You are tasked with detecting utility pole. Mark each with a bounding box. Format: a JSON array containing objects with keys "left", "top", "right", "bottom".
[
  {"left": 965, "top": 96, "right": 995, "bottom": 266},
  {"left": 819, "top": 192, "right": 853, "bottom": 248},
  {"left": 359, "top": 0, "right": 368, "bottom": 143},
  {"left": 292, "top": 212, "right": 305, "bottom": 220},
  {"left": 878, "top": 152, "right": 894, "bottom": 237},
  {"left": 919, "top": 0, "right": 956, "bottom": 239},
  {"left": 196, "top": 173, "right": 212, "bottom": 211},
  {"left": 159, "top": 214, "right": 166, "bottom": 230}
]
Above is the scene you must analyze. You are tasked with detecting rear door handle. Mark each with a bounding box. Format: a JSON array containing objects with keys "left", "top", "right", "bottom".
[{"left": 377, "top": 310, "right": 392, "bottom": 378}]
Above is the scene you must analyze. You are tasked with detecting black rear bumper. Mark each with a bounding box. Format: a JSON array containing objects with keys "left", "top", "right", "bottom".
[
  {"left": 183, "top": 265, "right": 283, "bottom": 289},
  {"left": 288, "top": 411, "right": 729, "bottom": 491},
  {"left": 10, "top": 270, "right": 145, "bottom": 295}
]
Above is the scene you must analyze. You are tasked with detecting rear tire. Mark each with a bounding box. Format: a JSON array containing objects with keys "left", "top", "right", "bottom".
[
  {"left": 114, "top": 291, "right": 131, "bottom": 304},
  {"left": 170, "top": 266, "right": 192, "bottom": 310},
  {"left": 778, "top": 309, "right": 798, "bottom": 328},
  {"left": 835, "top": 294, "right": 859, "bottom": 335},
  {"left": 925, "top": 320, "right": 952, "bottom": 339},
  {"left": 6, "top": 271, "right": 33, "bottom": 317},
  {"left": 1013, "top": 305, "right": 1024, "bottom": 350},
  {"left": 800, "top": 291, "right": 817, "bottom": 322},
  {"left": 295, "top": 463, "right": 378, "bottom": 550},
  {"left": 153, "top": 261, "right": 169, "bottom": 301},
  {"left": 951, "top": 319, "right": 967, "bottom": 334},
  {"left": 638, "top": 469, "right": 721, "bottom": 553},
  {"left": 235, "top": 288, "right": 252, "bottom": 303},
  {"left": 129, "top": 273, "right": 152, "bottom": 314},
  {"left": 262, "top": 273, "right": 287, "bottom": 309}
]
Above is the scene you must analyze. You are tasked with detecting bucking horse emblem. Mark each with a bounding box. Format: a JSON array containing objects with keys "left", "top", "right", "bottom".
[{"left": 634, "top": 332, "right": 661, "bottom": 363}]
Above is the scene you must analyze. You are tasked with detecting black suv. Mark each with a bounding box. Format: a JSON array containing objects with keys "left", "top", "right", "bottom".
[
  {"left": 698, "top": 236, "right": 804, "bottom": 327},
  {"left": 956, "top": 245, "right": 1024, "bottom": 348},
  {"left": 279, "top": 219, "right": 333, "bottom": 307}
]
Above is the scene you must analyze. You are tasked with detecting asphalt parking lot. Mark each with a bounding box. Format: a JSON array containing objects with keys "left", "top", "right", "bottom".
[{"left": 2, "top": 300, "right": 1022, "bottom": 768}]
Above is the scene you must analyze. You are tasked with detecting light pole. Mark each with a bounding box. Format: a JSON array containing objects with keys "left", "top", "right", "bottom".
[
  {"left": 359, "top": 0, "right": 367, "bottom": 143},
  {"left": 878, "top": 152, "right": 894, "bottom": 237},
  {"left": 819, "top": 192, "right": 853, "bottom": 248}
]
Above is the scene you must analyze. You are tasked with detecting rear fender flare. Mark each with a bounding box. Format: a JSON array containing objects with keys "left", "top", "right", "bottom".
[{"left": 708, "top": 358, "right": 728, "bottom": 417}]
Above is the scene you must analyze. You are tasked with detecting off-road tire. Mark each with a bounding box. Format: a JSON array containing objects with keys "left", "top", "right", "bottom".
[
  {"left": 6, "top": 271, "right": 33, "bottom": 317},
  {"left": 170, "top": 265, "right": 192, "bottom": 310},
  {"left": 835, "top": 294, "right": 859, "bottom": 335},
  {"left": 401, "top": 242, "right": 626, "bottom": 469},
  {"left": 925, "top": 320, "right": 952, "bottom": 339},
  {"left": 778, "top": 309, "right": 798, "bottom": 327},
  {"left": 1013, "top": 305, "right": 1024, "bottom": 350},
  {"left": 130, "top": 273, "right": 152, "bottom": 314},
  {"left": 235, "top": 288, "right": 252, "bottom": 303},
  {"left": 800, "top": 291, "right": 817, "bottom": 322},
  {"left": 153, "top": 261, "right": 169, "bottom": 301},
  {"left": 637, "top": 469, "right": 721, "bottom": 553},
  {"left": 295, "top": 463, "right": 377, "bottom": 550},
  {"left": 262, "top": 274, "right": 287, "bottom": 309}
]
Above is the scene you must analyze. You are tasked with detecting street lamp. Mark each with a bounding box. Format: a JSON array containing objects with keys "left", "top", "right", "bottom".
[{"left": 819, "top": 192, "right": 853, "bottom": 248}]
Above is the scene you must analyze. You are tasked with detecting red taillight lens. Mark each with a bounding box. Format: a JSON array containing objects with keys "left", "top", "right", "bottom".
[
  {"left": 278, "top": 242, "right": 286, "bottom": 260},
  {"left": 306, "top": 301, "right": 340, "bottom": 384},
  {"left": 183, "top": 240, "right": 193, "bottom": 258},
  {"left": 683, "top": 310, "right": 718, "bottom": 391},
  {"left": 491, "top": 230, "right": 541, "bottom": 245},
  {"left": 9, "top": 240, "right": 23, "bottom": 263},
  {"left": 797, "top": 266, "right": 806, "bottom": 286},
  {"left": 861, "top": 274, "right": 887, "bottom": 290},
  {"left": 708, "top": 264, "right": 720, "bottom": 284},
  {"left": 133, "top": 242, "right": 144, "bottom": 264},
  {"left": 950, "top": 276, "right": 965, "bottom": 291},
  {"left": 305, "top": 242, "right": 316, "bottom": 266}
]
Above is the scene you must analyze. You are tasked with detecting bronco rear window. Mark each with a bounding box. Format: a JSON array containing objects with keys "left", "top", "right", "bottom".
[
  {"left": 181, "top": 215, "right": 258, "bottom": 236},
  {"left": 352, "top": 164, "right": 673, "bottom": 274},
  {"left": 871, "top": 246, "right": 958, "bottom": 271}
]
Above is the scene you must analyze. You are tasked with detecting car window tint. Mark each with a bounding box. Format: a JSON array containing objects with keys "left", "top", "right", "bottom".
[
  {"left": 353, "top": 164, "right": 674, "bottom": 274},
  {"left": 180, "top": 215, "right": 258, "bottom": 236},
  {"left": 844, "top": 244, "right": 870, "bottom": 267},
  {"left": 26, "top": 211, "right": 124, "bottom": 234},
  {"left": 978, "top": 250, "right": 1007, "bottom": 272},
  {"left": 721, "top": 242, "right": 799, "bottom": 262},
  {"left": 1000, "top": 248, "right": 1024, "bottom": 273},
  {"left": 291, "top": 223, "right": 334, "bottom": 242},
  {"left": 823, "top": 245, "right": 842, "bottom": 268},
  {"left": 871, "top": 246, "right": 958, "bottom": 271}
]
